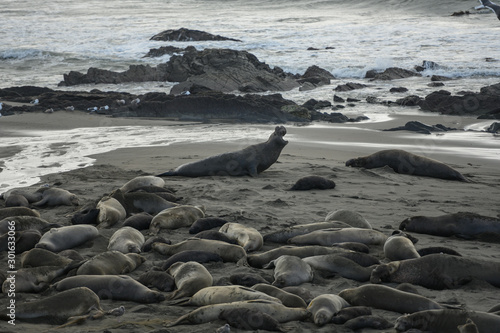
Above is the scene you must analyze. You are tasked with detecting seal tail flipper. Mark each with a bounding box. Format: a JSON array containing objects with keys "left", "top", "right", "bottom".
[{"left": 156, "top": 171, "right": 177, "bottom": 177}]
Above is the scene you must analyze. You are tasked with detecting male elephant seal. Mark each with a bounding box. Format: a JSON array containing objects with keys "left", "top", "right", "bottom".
[
  {"left": 32, "top": 187, "right": 79, "bottom": 206},
  {"left": 36, "top": 225, "right": 99, "bottom": 252},
  {"left": 264, "top": 255, "right": 313, "bottom": 287},
  {"left": 166, "top": 299, "right": 309, "bottom": 327},
  {"left": 383, "top": 230, "right": 420, "bottom": 261},
  {"left": 394, "top": 309, "right": 500, "bottom": 332},
  {"left": 289, "top": 175, "right": 336, "bottom": 191},
  {"left": 307, "top": 294, "right": 350, "bottom": 326},
  {"left": 167, "top": 261, "right": 213, "bottom": 300},
  {"left": 77, "top": 251, "right": 145, "bottom": 275},
  {"left": 149, "top": 205, "right": 205, "bottom": 233},
  {"left": 157, "top": 126, "right": 288, "bottom": 177},
  {"left": 400, "top": 212, "right": 500, "bottom": 240},
  {"left": 370, "top": 253, "right": 500, "bottom": 289},
  {"left": 339, "top": 284, "right": 442, "bottom": 314},
  {"left": 345, "top": 149, "right": 467, "bottom": 181},
  {"left": 53, "top": 275, "right": 165, "bottom": 303},
  {"left": 219, "top": 222, "right": 263, "bottom": 252},
  {"left": 6, "top": 287, "right": 102, "bottom": 324},
  {"left": 107, "top": 226, "right": 145, "bottom": 253}
]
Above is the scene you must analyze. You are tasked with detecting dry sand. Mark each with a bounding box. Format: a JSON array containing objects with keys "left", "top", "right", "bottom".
[{"left": 1, "top": 110, "right": 500, "bottom": 333}]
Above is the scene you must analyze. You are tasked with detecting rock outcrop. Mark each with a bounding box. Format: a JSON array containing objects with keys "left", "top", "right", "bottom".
[
  {"left": 383, "top": 121, "right": 457, "bottom": 135},
  {"left": 150, "top": 28, "right": 241, "bottom": 42},
  {"left": 366, "top": 67, "right": 422, "bottom": 81}
]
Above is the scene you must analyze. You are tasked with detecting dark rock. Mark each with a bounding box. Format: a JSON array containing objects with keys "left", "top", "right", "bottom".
[
  {"left": 334, "top": 82, "right": 367, "bottom": 92},
  {"left": 333, "top": 95, "right": 345, "bottom": 103},
  {"left": 428, "top": 82, "right": 445, "bottom": 87},
  {"left": 143, "top": 46, "right": 190, "bottom": 58},
  {"left": 395, "top": 95, "right": 422, "bottom": 106},
  {"left": 431, "top": 75, "right": 452, "bottom": 81},
  {"left": 347, "top": 97, "right": 361, "bottom": 102},
  {"left": 368, "top": 67, "right": 422, "bottom": 80},
  {"left": 383, "top": 121, "right": 457, "bottom": 135},
  {"left": 297, "top": 65, "right": 335, "bottom": 90},
  {"left": 150, "top": 28, "right": 241, "bottom": 42},
  {"left": 302, "top": 99, "right": 332, "bottom": 110},
  {"left": 364, "top": 70, "right": 378, "bottom": 79},
  {"left": 60, "top": 65, "right": 168, "bottom": 86},
  {"left": 451, "top": 10, "right": 470, "bottom": 16},
  {"left": 486, "top": 122, "right": 500, "bottom": 133},
  {"left": 419, "top": 83, "right": 500, "bottom": 116},
  {"left": 307, "top": 47, "right": 320, "bottom": 51},
  {"left": 478, "top": 108, "right": 500, "bottom": 119},
  {"left": 390, "top": 87, "right": 408, "bottom": 93},
  {"left": 0, "top": 86, "right": 53, "bottom": 101},
  {"left": 415, "top": 60, "right": 442, "bottom": 72}
]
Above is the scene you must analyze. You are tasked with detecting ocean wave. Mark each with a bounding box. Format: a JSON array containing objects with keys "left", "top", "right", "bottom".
[{"left": 0, "top": 49, "right": 59, "bottom": 60}]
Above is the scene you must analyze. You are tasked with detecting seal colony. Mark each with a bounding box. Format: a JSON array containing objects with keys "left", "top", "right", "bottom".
[{"left": 1, "top": 123, "right": 500, "bottom": 332}]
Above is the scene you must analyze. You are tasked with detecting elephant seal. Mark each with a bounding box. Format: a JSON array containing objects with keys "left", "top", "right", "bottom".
[
  {"left": 2, "top": 188, "right": 42, "bottom": 203},
  {"left": 5, "top": 193, "right": 29, "bottom": 207},
  {"left": 0, "top": 207, "right": 40, "bottom": 220},
  {"left": 345, "top": 149, "right": 467, "bottom": 181},
  {"left": 339, "top": 284, "right": 442, "bottom": 314},
  {"left": 153, "top": 238, "right": 246, "bottom": 263},
  {"left": 247, "top": 245, "right": 351, "bottom": 268},
  {"left": 332, "top": 306, "right": 372, "bottom": 324},
  {"left": 418, "top": 246, "right": 462, "bottom": 257},
  {"left": 370, "top": 253, "right": 500, "bottom": 289},
  {"left": 219, "top": 222, "right": 263, "bottom": 252},
  {"left": 21, "top": 247, "right": 73, "bottom": 268},
  {"left": 138, "top": 271, "right": 175, "bottom": 292},
  {"left": 32, "top": 187, "right": 79, "bottom": 206},
  {"left": 167, "top": 261, "right": 213, "bottom": 300},
  {"left": 303, "top": 255, "right": 376, "bottom": 282},
  {"left": 189, "top": 217, "right": 229, "bottom": 234},
  {"left": 383, "top": 230, "right": 420, "bottom": 261},
  {"left": 458, "top": 318, "right": 479, "bottom": 333},
  {"left": 307, "top": 294, "right": 349, "bottom": 326},
  {"left": 149, "top": 205, "right": 205, "bottom": 233},
  {"left": 399, "top": 212, "right": 500, "bottom": 240},
  {"left": 193, "top": 230, "right": 238, "bottom": 244},
  {"left": 0, "top": 229, "right": 41, "bottom": 254},
  {"left": 252, "top": 283, "right": 308, "bottom": 308},
  {"left": 35, "top": 225, "right": 99, "bottom": 252},
  {"left": 122, "top": 212, "right": 153, "bottom": 230},
  {"left": 107, "top": 226, "right": 145, "bottom": 253},
  {"left": 96, "top": 195, "right": 126, "bottom": 228},
  {"left": 230, "top": 272, "right": 271, "bottom": 287},
  {"left": 394, "top": 309, "right": 500, "bottom": 332},
  {"left": 119, "top": 175, "right": 165, "bottom": 193},
  {"left": 264, "top": 255, "right": 313, "bottom": 287},
  {"left": 160, "top": 250, "right": 223, "bottom": 270},
  {"left": 6, "top": 287, "right": 102, "bottom": 324},
  {"left": 263, "top": 221, "right": 352, "bottom": 243},
  {"left": 174, "top": 285, "right": 282, "bottom": 306},
  {"left": 77, "top": 251, "right": 145, "bottom": 275},
  {"left": 288, "top": 228, "right": 387, "bottom": 246},
  {"left": 141, "top": 235, "right": 170, "bottom": 252},
  {"left": 0, "top": 216, "right": 57, "bottom": 234},
  {"left": 289, "top": 176, "right": 336, "bottom": 191},
  {"left": 53, "top": 275, "right": 165, "bottom": 303},
  {"left": 219, "top": 308, "right": 282, "bottom": 331},
  {"left": 71, "top": 203, "right": 100, "bottom": 225},
  {"left": 344, "top": 315, "right": 393, "bottom": 330},
  {"left": 166, "top": 299, "right": 309, "bottom": 327},
  {"left": 325, "top": 209, "right": 372, "bottom": 229},
  {"left": 157, "top": 126, "right": 288, "bottom": 177},
  {"left": 121, "top": 192, "right": 178, "bottom": 215}
]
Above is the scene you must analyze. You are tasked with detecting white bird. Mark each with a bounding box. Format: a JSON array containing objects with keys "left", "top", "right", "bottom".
[
  {"left": 65, "top": 106, "right": 74, "bottom": 111},
  {"left": 44, "top": 108, "right": 54, "bottom": 113},
  {"left": 99, "top": 105, "right": 109, "bottom": 110},
  {"left": 476, "top": 0, "right": 500, "bottom": 20},
  {"left": 0, "top": 102, "right": 3, "bottom": 110},
  {"left": 30, "top": 98, "right": 39, "bottom": 105},
  {"left": 131, "top": 98, "right": 140, "bottom": 105}
]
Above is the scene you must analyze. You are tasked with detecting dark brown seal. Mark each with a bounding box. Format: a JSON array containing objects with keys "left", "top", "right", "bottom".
[
  {"left": 345, "top": 149, "right": 467, "bottom": 181},
  {"left": 289, "top": 176, "right": 336, "bottom": 191},
  {"left": 156, "top": 126, "right": 288, "bottom": 177}
]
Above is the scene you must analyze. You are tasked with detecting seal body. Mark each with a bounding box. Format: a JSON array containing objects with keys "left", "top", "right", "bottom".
[
  {"left": 120, "top": 175, "right": 165, "bottom": 193},
  {"left": 263, "top": 221, "right": 352, "bottom": 243},
  {"left": 307, "top": 294, "right": 349, "bottom": 326},
  {"left": 189, "top": 217, "right": 229, "bottom": 234},
  {"left": 149, "top": 205, "right": 205, "bottom": 233},
  {"left": 219, "top": 222, "right": 263, "bottom": 252},
  {"left": 35, "top": 225, "right": 99, "bottom": 252},
  {"left": 21, "top": 248, "right": 73, "bottom": 268},
  {"left": 77, "top": 251, "right": 145, "bottom": 275},
  {"left": 346, "top": 149, "right": 467, "bottom": 181},
  {"left": 252, "top": 283, "right": 307, "bottom": 308},
  {"left": 167, "top": 261, "right": 213, "bottom": 300},
  {"left": 288, "top": 228, "right": 387, "bottom": 246},
  {"left": 32, "top": 187, "right": 79, "bottom": 206},
  {"left": 383, "top": 231, "right": 420, "bottom": 261},
  {"left": 182, "top": 285, "right": 282, "bottom": 306},
  {"left": 325, "top": 209, "right": 372, "bottom": 229},
  {"left": 303, "top": 255, "right": 376, "bottom": 282},
  {"left": 96, "top": 196, "right": 126, "bottom": 228},
  {"left": 157, "top": 126, "right": 288, "bottom": 177},
  {"left": 265, "top": 255, "right": 313, "bottom": 287},
  {"left": 161, "top": 250, "right": 223, "bottom": 270},
  {"left": 289, "top": 176, "right": 336, "bottom": 190},
  {"left": 107, "top": 226, "right": 145, "bottom": 253}
]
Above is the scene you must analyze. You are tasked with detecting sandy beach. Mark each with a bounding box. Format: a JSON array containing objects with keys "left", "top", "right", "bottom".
[{"left": 1, "top": 110, "right": 500, "bottom": 333}]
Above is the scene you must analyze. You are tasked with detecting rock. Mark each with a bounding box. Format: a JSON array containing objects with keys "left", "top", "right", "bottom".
[
  {"left": 143, "top": 46, "right": 190, "bottom": 58},
  {"left": 486, "top": 122, "right": 500, "bottom": 133},
  {"left": 334, "top": 82, "right": 367, "bottom": 92},
  {"left": 150, "top": 28, "right": 241, "bottom": 42},
  {"left": 298, "top": 65, "right": 335, "bottom": 89},
  {"left": 419, "top": 83, "right": 500, "bottom": 116},
  {"left": 428, "top": 82, "right": 445, "bottom": 87},
  {"left": 415, "top": 60, "right": 442, "bottom": 72},
  {"left": 60, "top": 65, "right": 168, "bottom": 86},
  {"left": 302, "top": 99, "right": 332, "bottom": 110},
  {"left": 390, "top": 87, "right": 408, "bottom": 93},
  {"left": 282, "top": 105, "right": 311, "bottom": 120},
  {"left": 451, "top": 10, "right": 470, "bottom": 16},
  {"left": 368, "top": 67, "right": 422, "bottom": 80},
  {"left": 383, "top": 121, "right": 457, "bottom": 134},
  {"left": 333, "top": 95, "right": 345, "bottom": 103},
  {"left": 395, "top": 95, "right": 422, "bottom": 106},
  {"left": 0, "top": 86, "right": 53, "bottom": 101},
  {"left": 431, "top": 75, "right": 452, "bottom": 82},
  {"left": 478, "top": 108, "right": 500, "bottom": 119},
  {"left": 364, "top": 70, "right": 378, "bottom": 79}
]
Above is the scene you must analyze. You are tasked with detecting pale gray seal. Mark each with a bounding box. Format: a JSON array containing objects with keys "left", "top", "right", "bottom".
[
  {"left": 157, "top": 126, "right": 288, "bottom": 177},
  {"left": 35, "top": 225, "right": 99, "bottom": 252},
  {"left": 76, "top": 251, "right": 145, "bottom": 275},
  {"left": 119, "top": 175, "right": 165, "bottom": 193},
  {"left": 263, "top": 221, "right": 352, "bottom": 243},
  {"left": 149, "top": 205, "right": 205, "bottom": 233},
  {"left": 173, "top": 285, "right": 282, "bottom": 306},
  {"left": 32, "top": 187, "right": 79, "bottom": 206},
  {"left": 307, "top": 294, "right": 349, "bottom": 326},
  {"left": 370, "top": 253, "right": 500, "bottom": 289},
  {"left": 303, "top": 255, "right": 377, "bottom": 282},
  {"left": 53, "top": 275, "right": 165, "bottom": 303},
  {"left": 346, "top": 149, "right": 467, "bottom": 181},
  {"left": 107, "top": 226, "right": 145, "bottom": 253},
  {"left": 5, "top": 193, "right": 29, "bottom": 207},
  {"left": 325, "top": 209, "right": 372, "bottom": 229},
  {"left": 167, "top": 261, "right": 213, "bottom": 300},
  {"left": 219, "top": 222, "right": 263, "bottom": 252},
  {"left": 96, "top": 195, "right": 126, "bottom": 228},
  {"left": 339, "top": 284, "right": 442, "bottom": 314},
  {"left": 395, "top": 309, "right": 500, "bottom": 332},
  {"left": 383, "top": 230, "right": 420, "bottom": 261},
  {"left": 288, "top": 227, "right": 387, "bottom": 246},
  {"left": 264, "top": 255, "right": 313, "bottom": 287}
]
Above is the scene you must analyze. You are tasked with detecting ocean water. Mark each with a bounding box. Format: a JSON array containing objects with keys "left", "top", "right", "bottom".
[{"left": 1, "top": 0, "right": 499, "bottom": 192}]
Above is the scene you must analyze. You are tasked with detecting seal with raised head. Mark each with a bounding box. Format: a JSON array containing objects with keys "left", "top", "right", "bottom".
[
  {"left": 157, "top": 126, "right": 288, "bottom": 177},
  {"left": 107, "top": 226, "right": 145, "bottom": 253},
  {"left": 345, "top": 149, "right": 467, "bottom": 181},
  {"left": 339, "top": 284, "right": 442, "bottom": 314},
  {"left": 76, "top": 251, "right": 145, "bottom": 275},
  {"left": 383, "top": 230, "right": 420, "bottom": 261},
  {"left": 36, "top": 225, "right": 99, "bottom": 252},
  {"left": 370, "top": 253, "right": 500, "bottom": 289},
  {"left": 307, "top": 294, "right": 349, "bottom": 326},
  {"left": 167, "top": 261, "right": 213, "bottom": 300},
  {"left": 32, "top": 187, "right": 79, "bottom": 206},
  {"left": 264, "top": 255, "right": 313, "bottom": 287},
  {"left": 53, "top": 275, "right": 165, "bottom": 303},
  {"left": 219, "top": 222, "right": 263, "bottom": 252}
]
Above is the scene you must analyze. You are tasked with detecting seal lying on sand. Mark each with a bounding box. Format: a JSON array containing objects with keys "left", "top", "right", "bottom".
[
  {"left": 157, "top": 126, "right": 288, "bottom": 177},
  {"left": 345, "top": 149, "right": 467, "bottom": 181}
]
